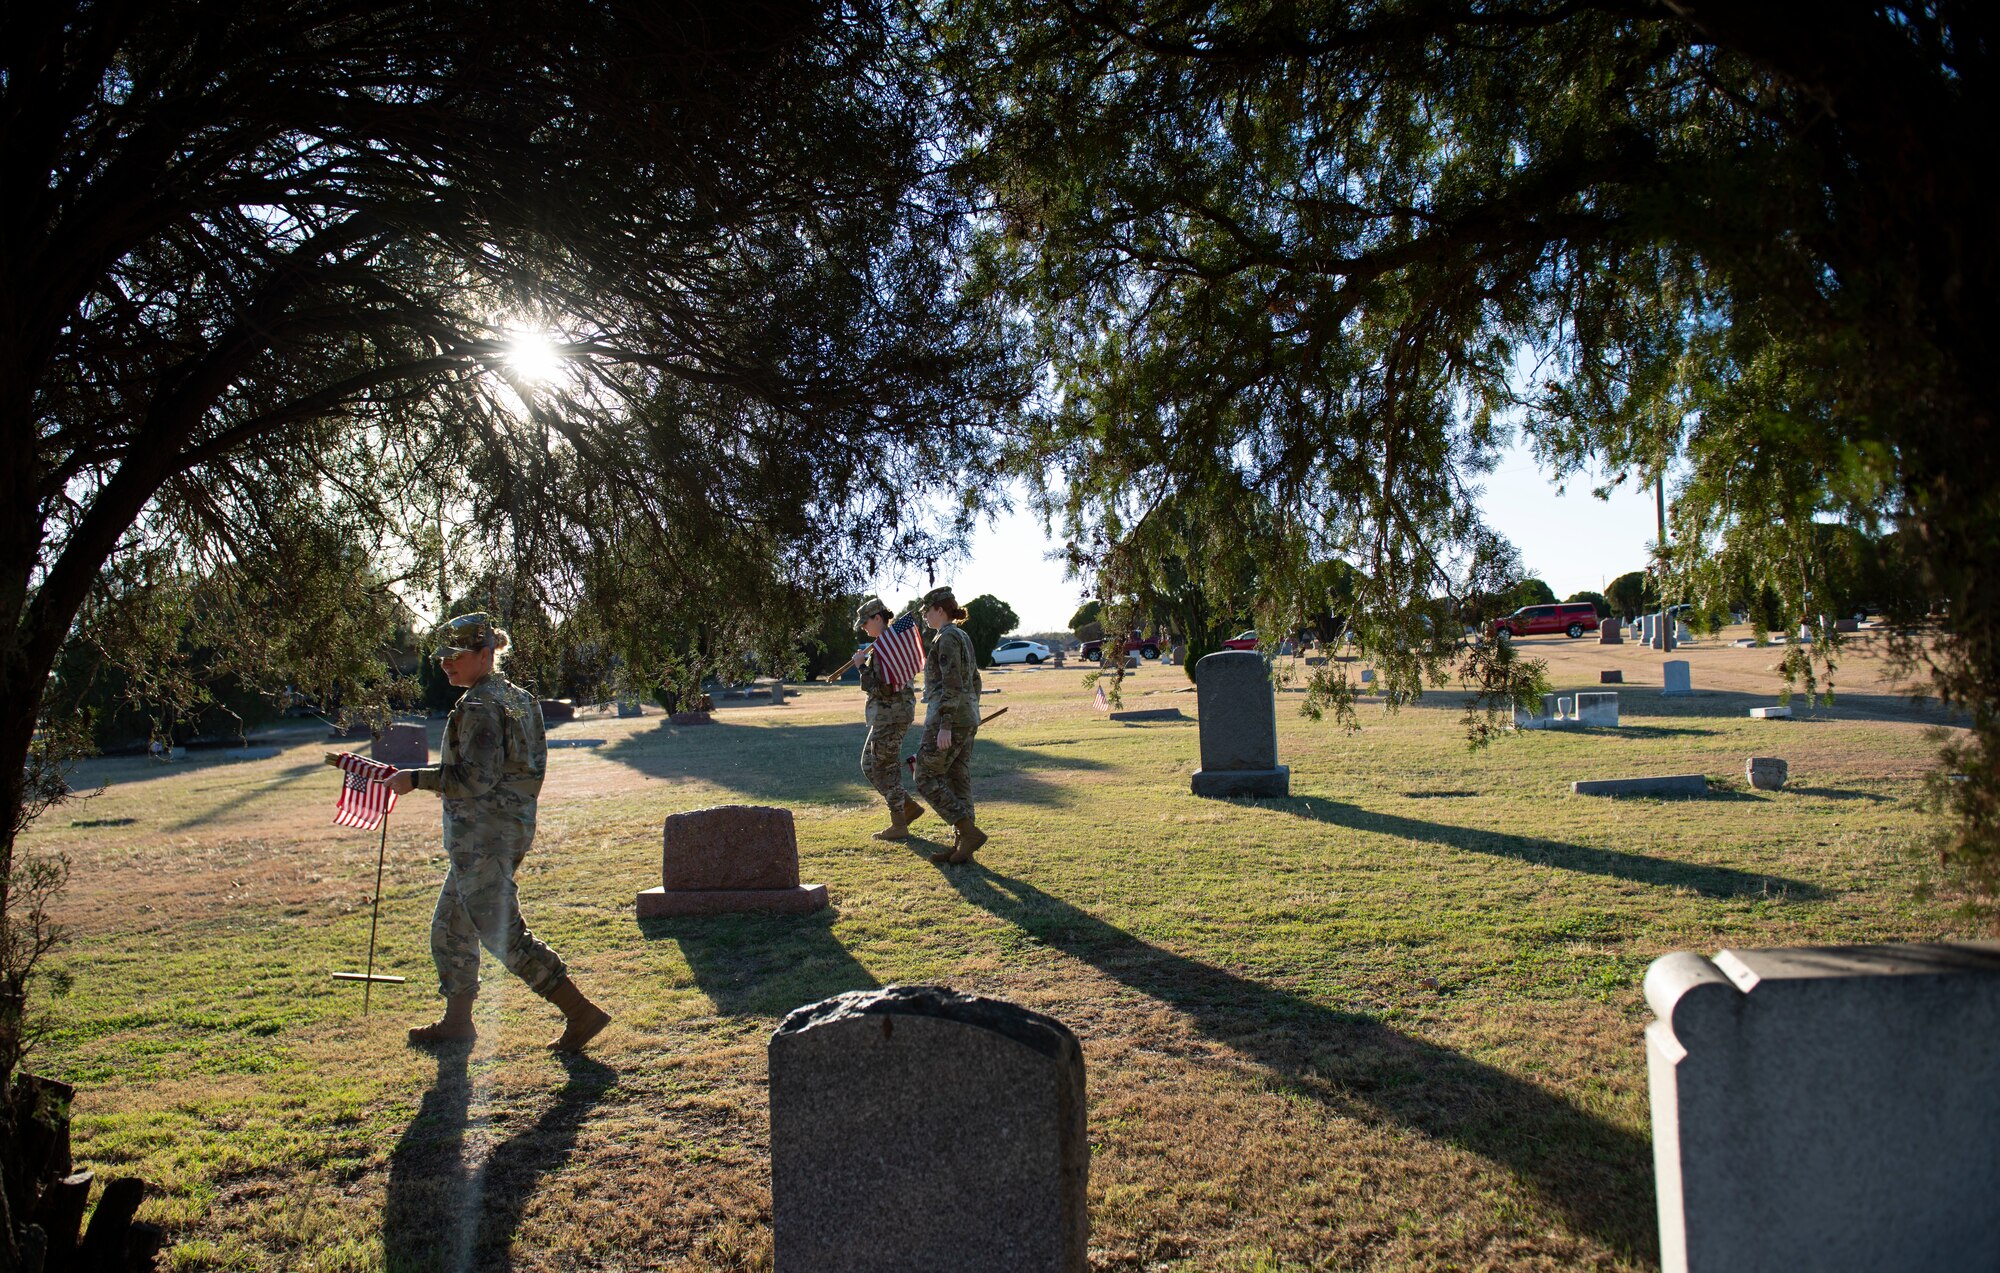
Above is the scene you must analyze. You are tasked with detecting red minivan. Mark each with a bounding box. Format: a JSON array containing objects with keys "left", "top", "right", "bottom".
[{"left": 1491, "top": 602, "right": 1599, "bottom": 639}]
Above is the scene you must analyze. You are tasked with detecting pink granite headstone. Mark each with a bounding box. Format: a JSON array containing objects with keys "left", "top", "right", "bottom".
[{"left": 637, "top": 804, "right": 826, "bottom": 916}]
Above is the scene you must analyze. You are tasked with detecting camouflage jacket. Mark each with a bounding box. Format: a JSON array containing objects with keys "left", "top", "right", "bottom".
[
  {"left": 922, "top": 623, "right": 982, "bottom": 725},
  {"left": 410, "top": 672, "right": 547, "bottom": 847}
]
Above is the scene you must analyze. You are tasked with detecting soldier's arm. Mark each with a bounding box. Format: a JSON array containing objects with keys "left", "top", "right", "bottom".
[
  {"left": 410, "top": 702, "right": 506, "bottom": 798},
  {"left": 856, "top": 656, "right": 883, "bottom": 692}
]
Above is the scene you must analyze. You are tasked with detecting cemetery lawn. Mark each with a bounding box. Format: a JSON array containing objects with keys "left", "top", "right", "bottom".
[{"left": 23, "top": 629, "right": 1975, "bottom": 1271}]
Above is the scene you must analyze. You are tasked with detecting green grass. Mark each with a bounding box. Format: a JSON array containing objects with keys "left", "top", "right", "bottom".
[{"left": 20, "top": 653, "right": 1971, "bottom": 1270}]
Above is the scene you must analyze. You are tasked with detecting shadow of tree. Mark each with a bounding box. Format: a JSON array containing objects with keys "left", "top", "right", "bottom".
[
  {"left": 167, "top": 759, "right": 325, "bottom": 830},
  {"left": 1785, "top": 786, "right": 1895, "bottom": 803},
  {"left": 636, "top": 908, "right": 880, "bottom": 1015},
  {"left": 937, "top": 867, "right": 1657, "bottom": 1256},
  {"left": 1272, "top": 799, "right": 1825, "bottom": 900},
  {"left": 598, "top": 718, "right": 1108, "bottom": 808},
  {"left": 382, "top": 1048, "right": 616, "bottom": 1272}
]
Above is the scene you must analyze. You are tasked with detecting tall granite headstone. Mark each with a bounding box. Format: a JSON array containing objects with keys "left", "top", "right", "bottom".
[
  {"left": 1599, "top": 616, "right": 1623, "bottom": 644},
  {"left": 769, "top": 986, "right": 1088, "bottom": 1273},
  {"left": 636, "top": 805, "right": 826, "bottom": 916},
  {"left": 1646, "top": 942, "right": 2000, "bottom": 1272},
  {"left": 1190, "top": 650, "right": 1289, "bottom": 797},
  {"left": 372, "top": 722, "right": 428, "bottom": 768}
]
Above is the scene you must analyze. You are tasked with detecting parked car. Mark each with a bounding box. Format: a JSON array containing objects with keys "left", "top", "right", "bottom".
[
  {"left": 990, "top": 639, "right": 1054, "bottom": 665},
  {"left": 1490, "top": 602, "right": 1599, "bottom": 639},
  {"left": 1080, "top": 630, "right": 1161, "bottom": 661},
  {"left": 1221, "top": 629, "right": 1259, "bottom": 651}
]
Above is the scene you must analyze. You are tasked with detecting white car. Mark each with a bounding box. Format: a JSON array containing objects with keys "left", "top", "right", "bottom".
[{"left": 989, "top": 639, "right": 1053, "bottom": 665}]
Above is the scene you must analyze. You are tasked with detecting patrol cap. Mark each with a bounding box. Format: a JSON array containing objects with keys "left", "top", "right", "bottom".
[
  {"left": 433, "top": 612, "right": 499, "bottom": 657},
  {"left": 921, "top": 586, "right": 959, "bottom": 611},
  {"left": 854, "top": 596, "right": 891, "bottom": 629}
]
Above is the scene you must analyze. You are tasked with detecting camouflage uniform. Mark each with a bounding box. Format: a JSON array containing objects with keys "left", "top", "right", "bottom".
[
  {"left": 915, "top": 620, "right": 982, "bottom": 824},
  {"left": 408, "top": 667, "right": 567, "bottom": 999},
  {"left": 857, "top": 628, "right": 917, "bottom": 813}
]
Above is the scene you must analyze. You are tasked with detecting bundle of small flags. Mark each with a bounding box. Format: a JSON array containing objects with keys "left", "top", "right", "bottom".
[{"left": 332, "top": 753, "right": 399, "bottom": 830}]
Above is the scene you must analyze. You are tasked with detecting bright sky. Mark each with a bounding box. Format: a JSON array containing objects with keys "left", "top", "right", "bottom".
[{"left": 863, "top": 439, "right": 1665, "bottom": 635}]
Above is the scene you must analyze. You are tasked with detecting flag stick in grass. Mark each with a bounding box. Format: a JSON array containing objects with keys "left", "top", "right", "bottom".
[{"left": 324, "top": 751, "right": 408, "bottom": 1008}]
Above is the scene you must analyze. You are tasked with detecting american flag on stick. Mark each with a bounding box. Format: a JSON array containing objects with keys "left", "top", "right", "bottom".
[
  {"left": 332, "top": 752, "right": 399, "bottom": 830},
  {"left": 872, "top": 613, "right": 926, "bottom": 689}
]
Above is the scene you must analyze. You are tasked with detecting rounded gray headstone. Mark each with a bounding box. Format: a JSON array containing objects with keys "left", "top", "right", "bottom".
[{"left": 769, "top": 986, "right": 1088, "bottom": 1273}]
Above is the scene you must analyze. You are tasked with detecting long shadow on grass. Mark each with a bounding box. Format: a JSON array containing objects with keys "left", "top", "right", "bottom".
[
  {"left": 165, "top": 759, "right": 324, "bottom": 830},
  {"left": 382, "top": 1047, "right": 616, "bottom": 1272},
  {"left": 1276, "top": 800, "right": 1825, "bottom": 900},
  {"left": 600, "top": 718, "right": 1107, "bottom": 808},
  {"left": 942, "top": 867, "right": 1656, "bottom": 1256},
  {"left": 637, "top": 908, "right": 880, "bottom": 1014}
]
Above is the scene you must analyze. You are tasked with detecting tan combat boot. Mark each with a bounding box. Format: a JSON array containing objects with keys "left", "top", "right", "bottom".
[
  {"left": 900, "top": 796, "right": 928, "bottom": 828},
  {"left": 872, "top": 799, "right": 912, "bottom": 841},
  {"left": 408, "top": 994, "right": 477, "bottom": 1046},
  {"left": 543, "top": 976, "right": 612, "bottom": 1053},
  {"left": 946, "top": 816, "right": 987, "bottom": 864}
]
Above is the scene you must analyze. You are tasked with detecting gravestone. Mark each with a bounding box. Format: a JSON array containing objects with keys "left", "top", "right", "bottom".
[
  {"left": 539, "top": 699, "right": 576, "bottom": 723},
  {"left": 1645, "top": 942, "right": 2000, "bottom": 1272},
  {"left": 1748, "top": 705, "right": 1793, "bottom": 720},
  {"left": 1557, "top": 695, "right": 1574, "bottom": 718},
  {"left": 636, "top": 805, "right": 827, "bottom": 916},
  {"left": 1359, "top": 668, "right": 1376, "bottom": 685},
  {"left": 1746, "top": 757, "right": 1788, "bottom": 790},
  {"left": 1662, "top": 660, "right": 1693, "bottom": 696},
  {"left": 1834, "top": 617, "right": 1860, "bottom": 633},
  {"left": 616, "top": 698, "right": 642, "bottom": 718},
  {"left": 1190, "top": 651, "right": 1289, "bottom": 797},
  {"left": 372, "top": 723, "right": 428, "bottom": 769},
  {"left": 668, "top": 711, "right": 714, "bottom": 726},
  {"left": 1601, "top": 669, "right": 1624, "bottom": 683},
  {"left": 1641, "top": 614, "right": 1656, "bottom": 647},
  {"left": 1599, "top": 616, "right": 1623, "bottom": 644},
  {"left": 223, "top": 746, "right": 281, "bottom": 761},
  {"left": 771, "top": 677, "right": 788, "bottom": 704},
  {"left": 1108, "top": 707, "right": 1185, "bottom": 723},
  {"left": 1575, "top": 692, "right": 1620, "bottom": 727},
  {"left": 769, "top": 985, "right": 1088, "bottom": 1273},
  {"left": 1573, "top": 774, "right": 1707, "bottom": 797}
]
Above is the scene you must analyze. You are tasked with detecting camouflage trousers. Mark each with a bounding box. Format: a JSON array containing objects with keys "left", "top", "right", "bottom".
[
  {"left": 430, "top": 848, "right": 567, "bottom": 999},
  {"left": 914, "top": 711, "right": 978, "bottom": 825},
  {"left": 861, "top": 698, "right": 916, "bottom": 810}
]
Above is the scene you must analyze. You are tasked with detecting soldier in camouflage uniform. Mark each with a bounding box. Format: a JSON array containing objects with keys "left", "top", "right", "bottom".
[
  {"left": 385, "top": 613, "right": 611, "bottom": 1053},
  {"left": 850, "top": 597, "right": 927, "bottom": 840},
  {"left": 914, "top": 586, "right": 987, "bottom": 864}
]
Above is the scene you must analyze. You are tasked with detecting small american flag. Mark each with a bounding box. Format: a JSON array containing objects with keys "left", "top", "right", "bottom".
[
  {"left": 333, "top": 753, "right": 399, "bottom": 830},
  {"left": 872, "top": 613, "right": 926, "bottom": 689}
]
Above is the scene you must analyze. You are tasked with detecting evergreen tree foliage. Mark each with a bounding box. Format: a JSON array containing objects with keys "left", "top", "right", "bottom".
[
  {"left": 935, "top": 1, "right": 2000, "bottom": 915},
  {"left": 962, "top": 594, "right": 1021, "bottom": 667},
  {"left": 1, "top": 0, "right": 1019, "bottom": 1097}
]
